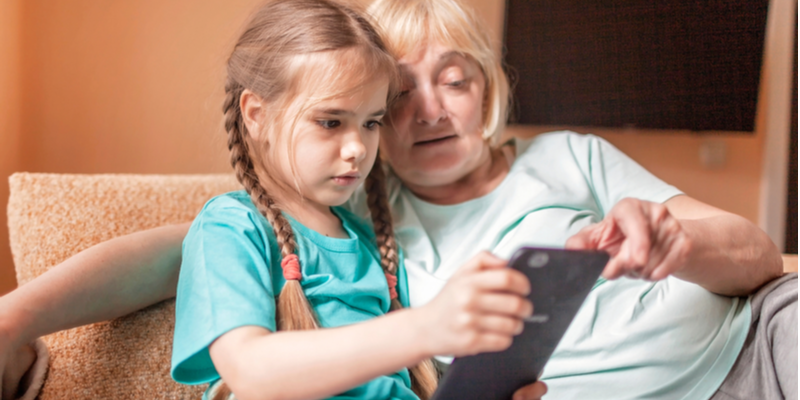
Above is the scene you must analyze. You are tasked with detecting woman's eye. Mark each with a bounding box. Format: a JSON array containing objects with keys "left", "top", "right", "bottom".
[
  {"left": 397, "top": 90, "right": 410, "bottom": 98},
  {"left": 364, "top": 119, "right": 384, "bottom": 131},
  {"left": 317, "top": 120, "right": 341, "bottom": 129},
  {"left": 447, "top": 80, "right": 465, "bottom": 88}
]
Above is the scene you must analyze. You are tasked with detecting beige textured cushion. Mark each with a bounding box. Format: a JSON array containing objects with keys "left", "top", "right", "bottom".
[{"left": 8, "top": 173, "right": 241, "bottom": 399}]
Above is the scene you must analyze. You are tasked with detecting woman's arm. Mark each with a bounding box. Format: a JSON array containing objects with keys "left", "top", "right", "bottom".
[
  {"left": 567, "top": 195, "right": 783, "bottom": 296},
  {"left": 663, "top": 195, "right": 783, "bottom": 295},
  {"left": 210, "top": 252, "right": 534, "bottom": 400},
  {"left": 0, "top": 222, "right": 189, "bottom": 350}
]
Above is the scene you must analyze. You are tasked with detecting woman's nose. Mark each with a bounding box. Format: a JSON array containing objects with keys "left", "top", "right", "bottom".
[
  {"left": 341, "top": 132, "right": 367, "bottom": 164},
  {"left": 414, "top": 87, "right": 446, "bottom": 125}
]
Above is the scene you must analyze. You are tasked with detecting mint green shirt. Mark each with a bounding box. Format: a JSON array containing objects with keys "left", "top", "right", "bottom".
[
  {"left": 171, "top": 191, "right": 417, "bottom": 400},
  {"left": 347, "top": 131, "right": 750, "bottom": 400}
]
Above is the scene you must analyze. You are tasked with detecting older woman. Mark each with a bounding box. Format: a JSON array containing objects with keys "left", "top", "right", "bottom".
[{"left": 1, "top": 0, "right": 794, "bottom": 399}]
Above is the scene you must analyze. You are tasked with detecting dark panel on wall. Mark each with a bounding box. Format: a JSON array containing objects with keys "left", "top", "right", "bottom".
[
  {"left": 504, "top": 1, "right": 768, "bottom": 132},
  {"left": 786, "top": 16, "right": 797, "bottom": 254}
]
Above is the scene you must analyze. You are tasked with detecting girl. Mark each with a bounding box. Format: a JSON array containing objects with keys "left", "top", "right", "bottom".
[{"left": 170, "top": 1, "right": 532, "bottom": 400}]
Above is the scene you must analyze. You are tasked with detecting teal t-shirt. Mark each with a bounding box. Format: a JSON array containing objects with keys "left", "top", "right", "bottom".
[{"left": 171, "top": 191, "right": 417, "bottom": 400}]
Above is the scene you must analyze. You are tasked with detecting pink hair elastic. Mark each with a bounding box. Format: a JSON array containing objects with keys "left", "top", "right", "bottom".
[
  {"left": 385, "top": 273, "right": 398, "bottom": 300},
  {"left": 281, "top": 254, "right": 301, "bottom": 281}
]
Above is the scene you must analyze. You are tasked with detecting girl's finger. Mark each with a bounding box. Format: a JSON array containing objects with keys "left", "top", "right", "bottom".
[
  {"left": 473, "top": 314, "right": 525, "bottom": 336},
  {"left": 455, "top": 251, "right": 507, "bottom": 276},
  {"left": 470, "top": 332, "right": 515, "bottom": 354},
  {"left": 471, "top": 293, "right": 533, "bottom": 318},
  {"left": 469, "top": 269, "right": 531, "bottom": 296}
]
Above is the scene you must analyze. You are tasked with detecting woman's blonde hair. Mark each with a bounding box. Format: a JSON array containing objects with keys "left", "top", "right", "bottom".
[
  {"left": 367, "top": 0, "right": 511, "bottom": 146},
  {"left": 214, "top": 0, "right": 438, "bottom": 398}
]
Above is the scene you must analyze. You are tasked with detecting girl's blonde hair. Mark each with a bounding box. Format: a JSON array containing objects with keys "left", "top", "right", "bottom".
[
  {"left": 215, "top": 0, "right": 437, "bottom": 398},
  {"left": 367, "top": 0, "right": 511, "bottom": 146}
]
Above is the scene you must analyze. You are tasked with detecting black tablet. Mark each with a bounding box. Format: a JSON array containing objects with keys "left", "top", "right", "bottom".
[{"left": 430, "top": 247, "right": 609, "bottom": 400}]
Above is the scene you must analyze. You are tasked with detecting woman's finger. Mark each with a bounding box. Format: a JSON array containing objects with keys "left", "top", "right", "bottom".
[
  {"left": 649, "top": 231, "right": 691, "bottom": 280},
  {"left": 565, "top": 224, "right": 597, "bottom": 250},
  {"left": 602, "top": 255, "right": 628, "bottom": 279},
  {"left": 638, "top": 208, "right": 688, "bottom": 279},
  {"left": 608, "top": 199, "right": 652, "bottom": 267}
]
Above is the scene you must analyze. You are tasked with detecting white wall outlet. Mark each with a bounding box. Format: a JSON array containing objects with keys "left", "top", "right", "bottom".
[{"left": 699, "top": 139, "right": 727, "bottom": 169}]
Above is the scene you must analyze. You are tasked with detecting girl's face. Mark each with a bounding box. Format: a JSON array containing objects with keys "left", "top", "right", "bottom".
[
  {"left": 381, "top": 42, "right": 488, "bottom": 188},
  {"left": 272, "top": 79, "right": 389, "bottom": 209}
]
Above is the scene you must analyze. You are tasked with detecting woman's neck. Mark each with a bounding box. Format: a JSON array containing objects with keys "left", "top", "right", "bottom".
[{"left": 404, "top": 146, "right": 511, "bottom": 205}]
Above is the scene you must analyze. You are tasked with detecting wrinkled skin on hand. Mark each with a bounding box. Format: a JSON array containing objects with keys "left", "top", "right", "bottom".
[{"left": 566, "top": 197, "right": 691, "bottom": 281}]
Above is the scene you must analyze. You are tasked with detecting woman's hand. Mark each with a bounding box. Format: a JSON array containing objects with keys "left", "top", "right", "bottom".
[
  {"left": 566, "top": 198, "right": 691, "bottom": 281},
  {"left": 413, "top": 252, "right": 533, "bottom": 358}
]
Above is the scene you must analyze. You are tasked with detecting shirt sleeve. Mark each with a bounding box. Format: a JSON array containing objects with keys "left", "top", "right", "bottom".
[
  {"left": 569, "top": 133, "right": 684, "bottom": 216},
  {"left": 170, "top": 197, "right": 278, "bottom": 385}
]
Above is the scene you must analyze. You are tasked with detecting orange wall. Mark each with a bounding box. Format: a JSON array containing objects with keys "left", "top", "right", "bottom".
[
  {"left": 18, "top": 0, "right": 255, "bottom": 175},
  {"left": 0, "top": 0, "right": 794, "bottom": 294},
  {"left": 0, "top": 0, "right": 23, "bottom": 295}
]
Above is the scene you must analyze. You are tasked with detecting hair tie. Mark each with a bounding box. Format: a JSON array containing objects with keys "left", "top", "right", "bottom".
[
  {"left": 281, "top": 254, "right": 301, "bottom": 281},
  {"left": 384, "top": 272, "right": 398, "bottom": 300}
]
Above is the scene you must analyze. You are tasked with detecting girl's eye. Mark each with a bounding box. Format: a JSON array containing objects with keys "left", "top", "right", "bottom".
[
  {"left": 317, "top": 120, "right": 341, "bottom": 129},
  {"left": 364, "top": 119, "right": 384, "bottom": 131},
  {"left": 396, "top": 90, "right": 410, "bottom": 99},
  {"left": 446, "top": 80, "right": 465, "bottom": 88}
]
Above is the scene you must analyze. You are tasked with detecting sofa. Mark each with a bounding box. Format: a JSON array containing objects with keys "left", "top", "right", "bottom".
[{"left": 7, "top": 173, "right": 798, "bottom": 399}]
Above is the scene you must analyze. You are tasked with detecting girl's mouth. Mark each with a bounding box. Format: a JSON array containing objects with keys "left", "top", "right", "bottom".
[{"left": 332, "top": 174, "right": 360, "bottom": 186}]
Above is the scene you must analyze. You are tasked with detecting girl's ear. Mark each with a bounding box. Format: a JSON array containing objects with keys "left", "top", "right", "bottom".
[{"left": 240, "top": 89, "right": 267, "bottom": 141}]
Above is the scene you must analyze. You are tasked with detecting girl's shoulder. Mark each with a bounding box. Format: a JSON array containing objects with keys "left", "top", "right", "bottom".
[
  {"left": 201, "top": 189, "right": 255, "bottom": 210},
  {"left": 196, "top": 190, "right": 262, "bottom": 220},
  {"left": 190, "top": 190, "right": 273, "bottom": 239}
]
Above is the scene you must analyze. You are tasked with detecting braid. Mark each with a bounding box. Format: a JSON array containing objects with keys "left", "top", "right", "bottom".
[
  {"left": 224, "top": 80, "right": 300, "bottom": 258},
  {"left": 224, "top": 80, "right": 320, "bottom": 336},
  {"left": 364, "top": 154, "right": 400, "bottom": 275},
  {"left": 364, "top": 156, "right": 439, "bottom": 399}
]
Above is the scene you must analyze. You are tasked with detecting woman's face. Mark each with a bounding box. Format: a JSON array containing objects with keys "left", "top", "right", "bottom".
[{"left": 381, "top": 42, "right": 488, "bottom": 188}]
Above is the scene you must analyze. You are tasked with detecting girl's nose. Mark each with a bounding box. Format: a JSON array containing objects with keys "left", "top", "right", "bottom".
[
  {"left": 341, "top": 131, "right": 367, "bottom": 164},
  {"left": 414, "top": 87, "right": 447, "bottom": 125}
]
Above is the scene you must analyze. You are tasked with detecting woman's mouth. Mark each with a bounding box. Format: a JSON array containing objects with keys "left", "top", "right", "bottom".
[{"left": 414, "top": 134, "right": 458, "bottom": 147}]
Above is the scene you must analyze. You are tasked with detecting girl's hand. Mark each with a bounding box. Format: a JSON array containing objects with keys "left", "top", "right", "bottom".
[
  {"left": 414, "top": 252, "right": 533, "bottom": 358},
  {"left": 566, "top": 197, "right": 691, "bottom": 281}
]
